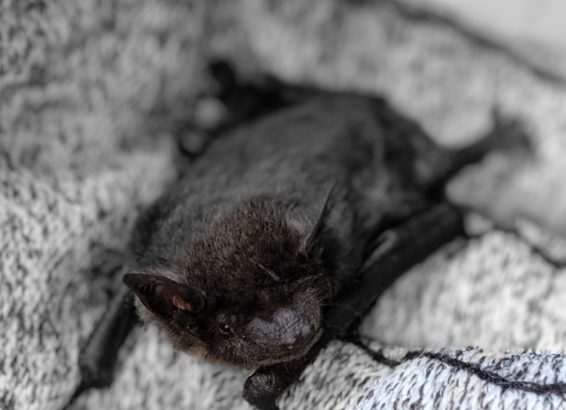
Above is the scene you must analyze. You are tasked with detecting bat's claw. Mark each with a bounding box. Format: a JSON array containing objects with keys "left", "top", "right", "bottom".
[{"left": 363, "top": 230, "right": 399, "bottom": 270}]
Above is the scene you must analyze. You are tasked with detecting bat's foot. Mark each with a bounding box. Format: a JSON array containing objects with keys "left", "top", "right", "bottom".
[
  {"left": 177, "top": 59, "right": 292, "bottom": 158},
  {"left": 422, "top": 112, "right": 533, "bottom": 192},
  {"left": 177, "top": 97, "right": 228, "bottom": 157}
]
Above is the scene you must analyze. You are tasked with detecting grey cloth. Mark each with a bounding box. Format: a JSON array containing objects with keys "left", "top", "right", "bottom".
[{"left": 2, "top": 1, "right": 566, "bottom": 409}]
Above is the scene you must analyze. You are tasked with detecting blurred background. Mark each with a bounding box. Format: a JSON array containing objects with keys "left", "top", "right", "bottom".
[
  {"left": 419, "top": 0, "right": 566, "bottom": 47},
  {"left": 408, "top": 0, "right": 566, "bottom": 77}
]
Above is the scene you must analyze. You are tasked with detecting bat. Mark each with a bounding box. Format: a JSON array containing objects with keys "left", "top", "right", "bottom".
[{"left": 75, "top": 61, "right": 530, "bottom": 410}]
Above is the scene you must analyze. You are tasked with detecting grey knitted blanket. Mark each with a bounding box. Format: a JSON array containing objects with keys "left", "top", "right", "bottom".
[{"left": 2, "top": 1, "right": 566, "bottom": 409}]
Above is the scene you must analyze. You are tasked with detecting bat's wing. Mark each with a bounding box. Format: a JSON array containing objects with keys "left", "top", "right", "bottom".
[
  {"left": 74, "top": 286, "right": 138, "bottom": 398},
  {"left": 326, "top": 202, "right": 463, "bottom": 336}
]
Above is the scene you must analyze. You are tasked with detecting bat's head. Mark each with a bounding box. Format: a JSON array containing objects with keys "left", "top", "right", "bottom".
[{"left": 124, "top": 194, "right": 336, "bottom": 369}]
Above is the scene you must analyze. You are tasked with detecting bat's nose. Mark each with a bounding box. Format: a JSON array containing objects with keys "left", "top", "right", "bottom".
[
  {"left": 272, "top": 307, "right": 316, "bottom": 349},
  {"left": 247, "top": 306, "right": 317, "bottom": 351}
]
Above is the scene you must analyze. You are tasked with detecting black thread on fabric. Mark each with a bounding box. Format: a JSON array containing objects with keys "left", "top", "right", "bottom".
[
  {"left": 348, "top": 337, "right": 402, "bottom": 367},
  {"left": 349, "top": 337, "right": 566, "bottom": 396}
]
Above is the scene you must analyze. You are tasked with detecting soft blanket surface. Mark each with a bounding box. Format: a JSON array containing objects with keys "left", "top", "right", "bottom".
[{"left": 2, "top": 1, "right": 566, "bottom": 409}]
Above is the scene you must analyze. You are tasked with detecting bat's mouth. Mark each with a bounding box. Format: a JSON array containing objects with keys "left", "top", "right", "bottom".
[{"left": 255, "top": 328, "right": 324, "bottom": 367}]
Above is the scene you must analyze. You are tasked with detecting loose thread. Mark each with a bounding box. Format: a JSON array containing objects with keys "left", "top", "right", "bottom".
[{"left": 348, "top": 337, "right": 566, "bottom": 396}]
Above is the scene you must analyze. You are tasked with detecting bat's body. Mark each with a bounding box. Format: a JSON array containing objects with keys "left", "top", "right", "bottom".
[
  {"left": 126, "top": 92, "right": 461, "bottom": 364},
  {"left": 78, "top": 63, "right": 529, "bottom": 410}
]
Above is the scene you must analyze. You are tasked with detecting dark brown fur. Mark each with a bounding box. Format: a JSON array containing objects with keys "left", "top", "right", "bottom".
[{"left": 123, "top": 88, "right": 526, "bottom": 372}]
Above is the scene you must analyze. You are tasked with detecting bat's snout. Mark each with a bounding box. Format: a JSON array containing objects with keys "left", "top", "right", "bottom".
[
  {"left": 273, "top": 306, "right": 316, "bottom": 349},
  {"left": 247, "top": 292, "right": 321, "bottom": 354}
]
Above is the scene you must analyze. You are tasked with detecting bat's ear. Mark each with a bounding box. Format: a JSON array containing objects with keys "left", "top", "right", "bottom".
[
  {"left": 301, "top": 184, "right": 334, "bottom": 255},
  {"left": 123, "top": 273, "right": 205, "bottom": 319}
]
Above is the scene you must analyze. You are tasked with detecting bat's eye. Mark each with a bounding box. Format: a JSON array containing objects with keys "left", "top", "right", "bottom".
[{"left": 219, "top": 322, "right": 233, "bottom": 335}]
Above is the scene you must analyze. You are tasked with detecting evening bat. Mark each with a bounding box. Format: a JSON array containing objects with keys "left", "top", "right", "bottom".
[{"left": 79, "top": 62, "right": 530, "bottom": 410}]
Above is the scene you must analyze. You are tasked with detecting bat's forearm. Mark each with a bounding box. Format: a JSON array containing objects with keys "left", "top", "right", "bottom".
[{"left": 327, "top": 202, "right": 464, "bottom": 338}]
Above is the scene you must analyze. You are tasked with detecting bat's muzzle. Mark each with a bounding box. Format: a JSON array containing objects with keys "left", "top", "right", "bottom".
[{"left": 246, "top": 290, "right": 322, "bottom": 355}]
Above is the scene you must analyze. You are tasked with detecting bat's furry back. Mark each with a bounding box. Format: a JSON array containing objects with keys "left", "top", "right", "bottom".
[{"left": 124, "top": 93, "right": 454, "bottom": 369}]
